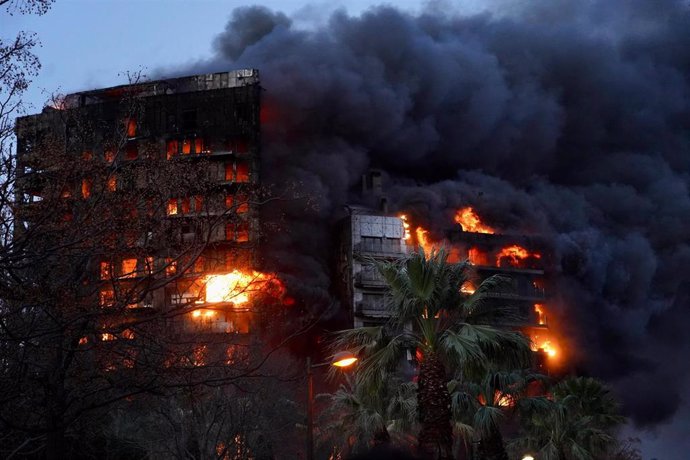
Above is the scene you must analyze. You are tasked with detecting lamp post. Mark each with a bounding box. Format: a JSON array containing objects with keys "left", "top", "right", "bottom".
[{"left": 306, "top": 351, "right": 357, "bottom": 460}]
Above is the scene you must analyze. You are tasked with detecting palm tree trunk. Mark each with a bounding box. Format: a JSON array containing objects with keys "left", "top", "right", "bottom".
[
  {"left": 477, "top": 427, "right": 508, "bottom": 460},
  {"left": 417, "top": 352, "right": 453, "bottom": 460}
]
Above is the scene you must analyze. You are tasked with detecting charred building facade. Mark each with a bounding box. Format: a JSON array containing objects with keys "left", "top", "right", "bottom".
[{"left": 14, "top": 70, "right": 275, "bottom": 339}]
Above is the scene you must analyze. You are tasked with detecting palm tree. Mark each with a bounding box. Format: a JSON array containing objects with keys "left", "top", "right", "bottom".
[
  {"left": 333, "top": 248, "right": 532, "bottom": 459},
  {"left": 511, "top": 376, "right": 625, "bottom": 460},
  {"left": 319, "top": 373, "right": 417, "bottom": 455},
  {"left": 450, "top": 369, "right": 548, "bottom": 460}
]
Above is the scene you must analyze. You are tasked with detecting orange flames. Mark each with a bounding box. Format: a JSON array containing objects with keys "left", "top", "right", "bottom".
[
  {"left": 496, "top": 245, "right": 541, "bottom": 267},
  {"left": 204, "top": 270, "right": 283, "bottom": 305},
  {"left": 528, "top": 327, "right": 560, "bottom": 360},
  {"left": 468, "top": 247, "right": 489, "bottom": 265},
  {"left": 415, "top": 227, "right": 435, "bottom": 254},
  {"left": 460, "top": 281, "right": 476, "bottom": 294},
  {"left": 454, "top": 207, "right": 494, "bottom": 234},
  {"left": 399, "top": 214, "right": 412, "bottom": 241},
  {"left": 534, "top": 303, "right": 546, "bottom": 325},
  {"left": 399, "top": 214, "right": 437, "bottom": 253}
]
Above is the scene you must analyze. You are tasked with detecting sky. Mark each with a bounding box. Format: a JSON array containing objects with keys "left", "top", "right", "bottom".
[
  {"left": 4, "top": 0, "right": 484, "bottom": 112},
  {"left": 4, "top": 1, "right": 688, "bottom": 458}
]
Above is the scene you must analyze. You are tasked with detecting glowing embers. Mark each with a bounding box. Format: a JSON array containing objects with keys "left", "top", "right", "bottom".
[
  {"left": 496, "top": 245, "right": 541, "bottom": 268},
  {"left": 203, "top": 270, "right": 283, "bottom": 305},
  {"left": 454, "top": 207, "right": 494, "bottom": 234}
]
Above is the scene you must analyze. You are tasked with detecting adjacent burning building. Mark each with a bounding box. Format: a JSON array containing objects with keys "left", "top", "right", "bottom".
[
  {"left": 337, "top": 178, "right": 560, "bottom": 369},
  {"left": 13, "top": 70, "right": 282, "bottom": 340}
]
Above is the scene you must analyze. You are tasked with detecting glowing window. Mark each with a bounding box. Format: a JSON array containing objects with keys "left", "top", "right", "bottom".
[
  {"left": 225, "top": 195, "right": 233, "bottom": 209},
  {"left": 121, "top": 258, "right": 137, "bottom": 278},
  {"left": 236, "top": 194, "right": 249, "bottom": 213},
  {"left": 126, "top": 118, "right": 137, "bottom": 137},
  {"left": 237, "top": 222, "right": 249, "bottom": 243},
  {"left": 180, "top": 197, "right": 190, "bottom": 214},
  {"left": 194, "top": 195, "right": 203, "bottom": 213},
  {"left": 166, "top": 140, "right": 178, "bottom": 159},
  {"left": 104, "top": 150, "right": 115, "bottom": 163},
  {"left": 106, "top": 176, "right": 117, "bottom": 192},
  {"left": 224, "top": 163, "right": 234, "bottom": 181},
  {"left": 99, "top": 289, "right": 114, "bottom": 307},
  {"left": 182, "top": 139, "right": 191, "bottom": 155},
  {"left": 165, "top": 258, "right": 177, "bottom": 277},
  {"left": 100, "top": 262, "right": 111, "bottom": 280},
  {"left": 167, "top": 198, "right": 178, "bottom": 215},
  {"left": 82, "top": 150, "right": 93, "bottom": 161},
  {"left": 236, "top": 161, "right": 249, "bottom": 182},
  {"left": 194, "top": 138, "right": 204, "bottom": 154},
  {"left": 81, "top": 179, "right": 92, "bottom": 199}
]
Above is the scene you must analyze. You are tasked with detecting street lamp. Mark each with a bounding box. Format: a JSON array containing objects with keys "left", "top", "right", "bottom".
[
  {"left": 522, "top": 455, "right": 535, "bottom": 460},
  {"left": 306, "top": 351, "right": 357, "bottom": 460}
]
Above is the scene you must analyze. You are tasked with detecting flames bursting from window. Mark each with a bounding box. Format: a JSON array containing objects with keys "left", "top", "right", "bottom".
[
  {"left": 454, "top": 207, "right": 495, "bottom": 234},
  {"left": 496, "top": 244, "right": 541, "bottom": 268},
  {"left": 203, "top": 270, "right": 284, "bottom": 305},
  {"left": 529, "top": 328, "right": 559, "bottom": 358}
]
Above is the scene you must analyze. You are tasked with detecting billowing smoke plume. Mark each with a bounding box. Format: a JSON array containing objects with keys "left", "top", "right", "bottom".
[{"left": 168, "top": 0, "right": 690, "bottom": 428}]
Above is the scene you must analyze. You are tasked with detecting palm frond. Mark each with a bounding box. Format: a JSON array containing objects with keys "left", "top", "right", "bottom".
[
  {"left": 456, "top": 323, "right": 532, "bottom": 372},
  {"left": 474, "top": 405, "right": 504, "bottom": 437},
  {"left": 463, "top": 274, "right": 523, "bottom": 326}
]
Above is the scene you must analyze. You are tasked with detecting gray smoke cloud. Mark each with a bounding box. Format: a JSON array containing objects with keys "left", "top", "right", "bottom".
[{"left": 166, "top": 0, "right": 690, "bottom": 429}]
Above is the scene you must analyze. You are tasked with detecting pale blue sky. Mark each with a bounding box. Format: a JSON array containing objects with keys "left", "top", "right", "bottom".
[{"left": 2, "top": 0, "right": 485, "bottom": 112}]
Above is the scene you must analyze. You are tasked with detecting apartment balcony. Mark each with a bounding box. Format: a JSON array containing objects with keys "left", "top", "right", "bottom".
[
  {"left": 355, "top": 270, "right": 388, "bottom": 287},
  {"left": 355, "top": 300, "right": 390, "bottom": 317},
  {"left": 353, "top": 242, "right": 406, "bottom": 258},
  {"left": 483, "top": 286, "right": 546, "bottom": 302}
]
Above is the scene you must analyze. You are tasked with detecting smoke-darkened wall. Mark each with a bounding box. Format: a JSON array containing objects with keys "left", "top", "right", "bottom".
[{"left": 165, "top": 0, "right": 690, "bottom": 428}]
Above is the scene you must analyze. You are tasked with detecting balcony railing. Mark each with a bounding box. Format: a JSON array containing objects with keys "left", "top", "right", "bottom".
[
  {"left": 356, "top": 301, "right": 389, "bottom": 316},
  {"left": 355, "top": 270, "right": 387, "bottom": 287},
  {"left": 353, "top": 242, "right": 405, "bottom": 257}
]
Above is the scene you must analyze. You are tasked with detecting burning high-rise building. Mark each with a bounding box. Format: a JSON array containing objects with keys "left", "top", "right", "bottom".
[
  {"left": 337, "top": 174, "right": 560, "bottom": 369},
  {"left": 14, "top": 70, "right": 282, "bottom": 340}
]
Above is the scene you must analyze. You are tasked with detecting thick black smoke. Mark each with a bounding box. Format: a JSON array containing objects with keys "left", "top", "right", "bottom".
[{"left": 168, "top": 0, "right": 690, "bottom": 428}]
